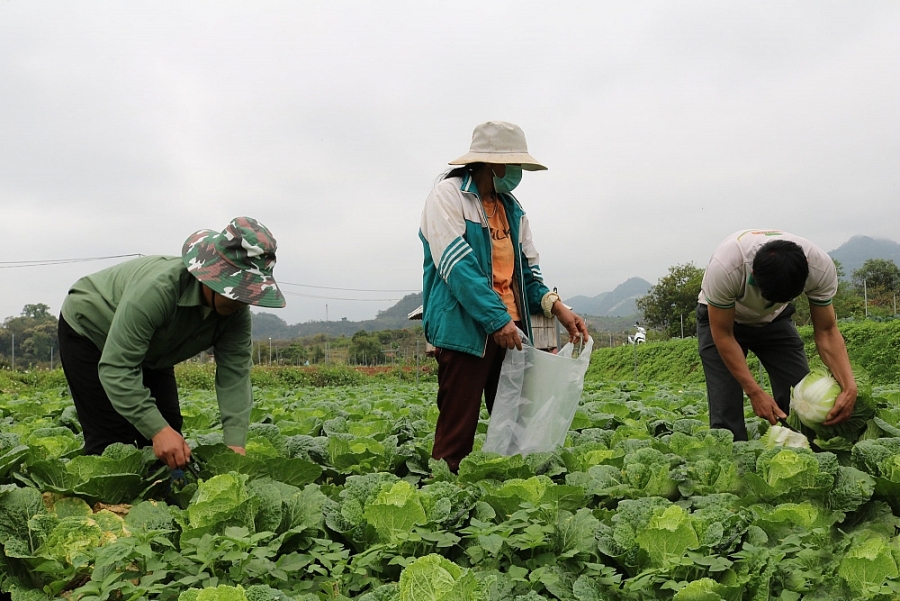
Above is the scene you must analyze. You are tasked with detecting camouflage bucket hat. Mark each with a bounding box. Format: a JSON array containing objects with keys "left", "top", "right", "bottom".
[{"left": 182, "top": 216, "right": 286, "bottom": 308}]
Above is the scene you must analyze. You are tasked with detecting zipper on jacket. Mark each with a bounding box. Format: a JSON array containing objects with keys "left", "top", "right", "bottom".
[
  {"left": 479, "top": 192, "right": 491, "bottom": 358},
  {"left": 515, "top": 212, "right": 531, "bottom": 343}
]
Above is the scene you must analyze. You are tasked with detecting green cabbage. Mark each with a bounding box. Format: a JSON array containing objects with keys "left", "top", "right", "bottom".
[
  {"left": 788, "top": 369, "right": 875, "bottom": 448},
  {"left": 790, "top": 369, "right": 842, "bottom": 427}
]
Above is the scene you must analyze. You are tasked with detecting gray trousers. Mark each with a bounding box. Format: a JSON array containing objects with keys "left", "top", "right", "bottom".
[{"left": 696, "top": 303, "right": 809, "bottom": 441}]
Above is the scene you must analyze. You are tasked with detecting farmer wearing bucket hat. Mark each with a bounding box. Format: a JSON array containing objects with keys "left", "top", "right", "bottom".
[
  {"left": 58, "top": 217, "right": 284, "bottom": 469},
  {"left": 419, "top": 120, "right": 589, "bottom": 472}
]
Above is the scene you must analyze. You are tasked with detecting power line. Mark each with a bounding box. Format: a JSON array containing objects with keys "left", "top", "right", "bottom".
[
  {"left": 0, "top": 254, "right": 144, "bottom": 269},
  {"left": 279, "top": 281, "right": 419, "bottom": 293},
  {"left": 283, "top": 291, "right": 403, "bottom": 302},
  {"left": 0, "top": 256, "right": 423, "bottom": 301}
]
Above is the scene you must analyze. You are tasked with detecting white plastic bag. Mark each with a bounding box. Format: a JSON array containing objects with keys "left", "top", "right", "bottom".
[{"left": 483, "top": 332, "right": 594, "bottom": 456}]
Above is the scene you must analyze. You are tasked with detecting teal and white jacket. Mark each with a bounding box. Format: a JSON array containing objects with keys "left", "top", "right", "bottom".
[{"left": 419, "top": 173, "right": 551, "bottom": 357}]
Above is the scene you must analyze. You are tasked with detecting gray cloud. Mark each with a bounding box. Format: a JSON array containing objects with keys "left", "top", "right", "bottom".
[{"left": 1, "top": 1, "right": 898, "bottom": 325}]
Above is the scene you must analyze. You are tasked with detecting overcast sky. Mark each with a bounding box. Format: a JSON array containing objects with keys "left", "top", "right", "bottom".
[{"left": 2, "top": 1, "right": 898, "bottom": 325}]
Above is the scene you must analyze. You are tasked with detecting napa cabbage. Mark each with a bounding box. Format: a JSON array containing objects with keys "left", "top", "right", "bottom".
[
  {"left": 762, "top": 425, "right": 810, "bottom": 449},
  {"left": 398, "top": 554, "right": 482, "bottom": 601},
  {"left": 791, "top": 369, "right": 842, "bottom": 427},
  {"left": 788, "top": 369, "right": 875, "bottom": 448}
]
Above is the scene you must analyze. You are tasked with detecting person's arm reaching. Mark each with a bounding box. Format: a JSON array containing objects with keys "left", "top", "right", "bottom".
[
  {"left": 809, "top": 303, "right": 857, "bottom": 425},
  {"left": 707, "top": 305, "right": 785, "bottom": 424},
  {"left": 551, "top": 300, "right": 589, "bottom": 343}
]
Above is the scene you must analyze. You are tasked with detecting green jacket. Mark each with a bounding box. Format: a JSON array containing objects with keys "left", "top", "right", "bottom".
[
  {"left": 61, "top": 256, "right": 253, "bottom": 447},
  {"left": 419, "top": 174, "right": 550, "bottom": 356}
]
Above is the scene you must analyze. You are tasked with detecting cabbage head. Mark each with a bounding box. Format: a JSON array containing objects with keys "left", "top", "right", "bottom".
[
  {"left": 790, "top": 369, "right": 841, "bottom": 428},
  {"left": 788, "top": 369, "right": 875, "bottom": 446}
]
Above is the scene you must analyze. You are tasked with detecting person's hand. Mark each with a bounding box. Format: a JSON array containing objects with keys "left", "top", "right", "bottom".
[
  {"left": 152, "top": 426, "right": 192, "bottom": 469},
  {"left": 748, "top": 389, "right": 787, "bottom": 425},
  {"left": 227, "top": 445, "right": 246, "bottom": 455},
  {"left": 492, "top": 321, "right": 522, "bottom": 350},
  {"left": 823, "top": 387, "right": 858, "bottom": 426},
  {"left": 551, "top": 303, "right": 589, "bottom": 343}
]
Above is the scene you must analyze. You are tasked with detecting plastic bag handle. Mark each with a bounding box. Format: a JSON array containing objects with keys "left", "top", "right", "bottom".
[{"left": 516, "top": 328, "right": 533, "bottom": 348}]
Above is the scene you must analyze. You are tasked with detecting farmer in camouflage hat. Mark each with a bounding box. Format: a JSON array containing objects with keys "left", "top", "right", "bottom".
[
  {"left": 183, "top": 216, "right": 285, "bottom": 309},
  {"left": 58, "top": 217, "right": 285, "bottom": 470}
]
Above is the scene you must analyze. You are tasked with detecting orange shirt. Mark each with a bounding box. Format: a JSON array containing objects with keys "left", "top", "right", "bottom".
[{"left": 483, "top": 198, "right": 520, "bottom": 321}]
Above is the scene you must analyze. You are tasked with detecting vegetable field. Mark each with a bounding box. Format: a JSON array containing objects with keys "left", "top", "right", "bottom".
[{"left": 2, "top": 376, "right": 900, "bottom": 600}]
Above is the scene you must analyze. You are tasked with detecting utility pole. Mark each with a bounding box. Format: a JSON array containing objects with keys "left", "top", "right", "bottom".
[
  {"left": 268, "top": 337, "right": 272, "bottom": 365},
  {"left": 863, "top": 280, "right": 868, "bottom": 317},
  {"left": 632, "top": 338, "right": 638, "bottom": 380},
  {"left": 11, "top": 333, "right": 14, "bottom": 371}
]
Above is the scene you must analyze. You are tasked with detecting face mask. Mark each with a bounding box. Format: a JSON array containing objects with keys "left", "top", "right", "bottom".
[{"left": 492, "top": 165, "right": 523, "bottom": 194}]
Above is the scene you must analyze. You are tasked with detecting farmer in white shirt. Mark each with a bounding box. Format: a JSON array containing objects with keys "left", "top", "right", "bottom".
[{"left": 696, "top": 229, "right": 857, "bottom": 441}]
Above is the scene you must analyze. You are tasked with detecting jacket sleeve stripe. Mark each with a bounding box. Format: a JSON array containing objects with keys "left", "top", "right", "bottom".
[
  {"left": 440, "top": 240, "right": 473, "bottom": 280},
  {"left": 439, "top": 237, "right": 468, "bottom": 271}
]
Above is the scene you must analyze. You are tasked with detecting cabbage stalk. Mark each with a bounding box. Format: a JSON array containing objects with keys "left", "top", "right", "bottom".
[{"left": 790, "top": 369, "right": 842, "bottom": 428}]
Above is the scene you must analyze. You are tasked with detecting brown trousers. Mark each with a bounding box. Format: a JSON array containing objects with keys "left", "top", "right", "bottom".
[{"left": 431, "top": 335, "right": 508, "bottom": 473}]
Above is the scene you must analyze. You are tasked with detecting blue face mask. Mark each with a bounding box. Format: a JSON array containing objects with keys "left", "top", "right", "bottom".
[{"left": 492, "top": 165, "right": 523, "bottom": 194}]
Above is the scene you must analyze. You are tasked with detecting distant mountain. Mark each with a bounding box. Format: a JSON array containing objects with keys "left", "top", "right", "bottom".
[
  {"left": 251, "top": 292, "right": 423, "bottom": 340},
  {"left": 253, "top": 276, "right": 656, "bottom": 341},
  {"left": 829, "top": 236, "right": 900, "bottom": 278},
  {"left": 567, "top": 277, "right": 652, "bottom": 317}
]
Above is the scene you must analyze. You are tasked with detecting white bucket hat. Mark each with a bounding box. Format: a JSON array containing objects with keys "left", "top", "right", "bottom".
[{"left": 449, "top": 121, "right": 547, "bottom": 171}]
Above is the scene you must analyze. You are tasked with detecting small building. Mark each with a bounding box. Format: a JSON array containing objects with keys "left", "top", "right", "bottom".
[
  {"left": 530, "top": 312, "right": 559, "bottom": 352},
  {"left": 407, "top": 305, "right": 435, "bottom": 357}
]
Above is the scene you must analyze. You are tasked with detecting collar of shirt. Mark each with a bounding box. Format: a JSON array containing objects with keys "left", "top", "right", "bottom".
[
  {"left": 459, "top": 170, "right": 478, "bottom": 196},
  {"left": 176, "top": 276, "right": 213, "bottom": 318}
]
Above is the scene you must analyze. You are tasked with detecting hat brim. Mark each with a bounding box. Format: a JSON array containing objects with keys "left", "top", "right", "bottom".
[
  {"left": 182, "top": 230, "right": 286, "bottom": 309},
  {"left": 448, "top": 152, "right": 547, "bottom": 171}
]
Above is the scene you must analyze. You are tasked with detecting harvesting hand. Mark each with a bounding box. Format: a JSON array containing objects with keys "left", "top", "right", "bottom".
[
  {"left": 228, "top": 445, "right": 246, "bottom": 455},
  {"left": 492, "top": 321, "right": 523, "bottom": 350},
  {"left": 823, "top": 387, "right": 858, "bottom": 426},
  {"left": 748, "top": 389, "right": 786, "bottom": 425},
  {"left": 552, "top": 302, "right": 589, "bottom": 343},
  {"left": 152, "top": 425, "right": 192, "bottom": 469}
]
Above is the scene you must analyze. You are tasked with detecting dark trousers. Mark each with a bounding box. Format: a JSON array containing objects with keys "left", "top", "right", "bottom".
[
  {"left": 431, "top": 335, "right": 509, "bottom": 473},
  {"left": 696, "top": 304, "right": 809, "bottom": 441},
  {"left": 57, "top": 315, "right": 182, "bottom": 455}
]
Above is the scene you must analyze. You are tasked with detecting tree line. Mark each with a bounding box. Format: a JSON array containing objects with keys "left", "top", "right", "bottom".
[
  {"left": 247, "top": 327, "right": 429, "bottom": 368},
  {"left": 636, "top": 258, "right": 900, "bottom": 339},
  {"left": 0, "top": 304, "right": 58, "bottom": 370},
  {"left": 0, "top": 302, "right": 430, "bottom": 371},
  {"left": 2, "top": 259, "right": 897, "bottom": 369}
]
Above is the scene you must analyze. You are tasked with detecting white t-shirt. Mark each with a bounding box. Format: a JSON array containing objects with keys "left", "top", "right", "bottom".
[{"left": 698, "top": 229, "right": 837, "bottom": 325}]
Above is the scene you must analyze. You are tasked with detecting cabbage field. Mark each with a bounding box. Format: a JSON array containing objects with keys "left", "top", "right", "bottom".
[{"left": 2, "top": 376, "right": 900, "bottom": 601}]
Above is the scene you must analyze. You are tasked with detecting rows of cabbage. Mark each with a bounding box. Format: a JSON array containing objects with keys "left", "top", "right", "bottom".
[{"left": 1, "top": 382, "right": 900, "bottom": 600}]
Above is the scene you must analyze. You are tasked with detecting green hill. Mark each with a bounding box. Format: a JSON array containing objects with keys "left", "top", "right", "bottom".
[{"left": 588, "top": 319, "right": 900, "bottom": 386}]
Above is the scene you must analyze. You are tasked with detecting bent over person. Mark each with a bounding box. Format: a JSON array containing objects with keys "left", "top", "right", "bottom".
[
  {"left": 697, "top": 229, "right": 857, "bottom": 441},
  {"left": 419, "top": 121, "right": 589, "bottom": 472},
  {"left": 58, "top": 216, "right": 285, "bottom": 469}
]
